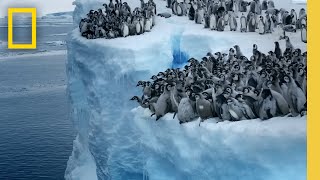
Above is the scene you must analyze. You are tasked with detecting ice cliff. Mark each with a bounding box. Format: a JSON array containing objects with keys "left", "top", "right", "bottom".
[{"left": 65, "top": 0, "right": 306, "bottom": 180}]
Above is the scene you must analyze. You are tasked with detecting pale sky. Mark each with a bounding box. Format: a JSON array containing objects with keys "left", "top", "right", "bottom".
[{"left": 0, "top": 0, "right": 75, "bottom": 17}]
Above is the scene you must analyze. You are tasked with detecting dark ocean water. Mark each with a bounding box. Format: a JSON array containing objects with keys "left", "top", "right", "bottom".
[{"left": 0, "top": 19, "right": 75, "bottom": 179}]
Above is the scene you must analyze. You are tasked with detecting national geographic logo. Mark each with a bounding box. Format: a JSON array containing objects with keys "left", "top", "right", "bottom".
[{"left": 7, "top": 8, "right": 37, "bottom": 49}]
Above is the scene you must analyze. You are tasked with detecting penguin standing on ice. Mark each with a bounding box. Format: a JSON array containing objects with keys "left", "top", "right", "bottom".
[
  {"left": 195, "top": 94, "right": 215, "bottom": 126},
  {"left": 217, "top": 16, "right": 225, "bottom": 31},
  {"left": 171, "top": 0, "right": 178, "bottom": 15},
  {"left": 121, "top": 21, "right": 129, "bottom": 37},
  {"left": 301, "top": 24, "right": 307, "bottom": 43},
  {"left": 258, "top": 16, "right": 265, "bottom": 35},
  {"left": 144, "top": 18, "right": 151, "bottom": 32},
  {"left": 274, "top": 41, "right": 282, "bottom": 59},
  {"left": 265, "top": 14, "right": 272, "bottom": 33},
  {"left": 257, "top": 89, "right": 277, "bottom": 120},
  {"left": 240, "top": 13, "right": 247, "bottom": 32},
  {"left": 224, "top": 11, "right": 229, "bottom": 26},
  {"left": 229, "top": 11, "right": 237, "bottom": 31},
  {"left": 188, "top": 3, "right": 195, "bottom": 20},
  {"left": 248, "top": 12, "right": 256, "bottom": 32},
  {"left": 177, "top": 90, "right": 198, "bottom": 124},
  {"left": 282, "top": 75, "right": 306, "bottom": 116},
  {"left": 261, "top": 0, "right": 268, "bottom": 10},
  {"left": 291, "top": 9, "right": 297, "bottom": 25},
  {"left": 204, "top": 12, "right": 210, "bottom": 28},
  {"left": 195, "top": 6, "right": 205, "bottom": 24},
  {"left": 209, "top": 13, "right": 217, "bottom": 30}
]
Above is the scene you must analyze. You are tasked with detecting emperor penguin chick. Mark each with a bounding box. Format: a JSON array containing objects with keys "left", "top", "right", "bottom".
[
  {"left": 195, "top": 93, "right": 215, "bottom": 126},
  {"left": 150, "top": 84, "right": 172, "bottom": 121}
]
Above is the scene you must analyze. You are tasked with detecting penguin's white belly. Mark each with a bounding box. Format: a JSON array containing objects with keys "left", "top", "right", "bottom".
[
  {"left": 139, "top": 21, "right": 144, "bottom": 32},
  {"left": 177, "top": 5, "right": 182, "bottom": 15},
  {"left": 230, "top": 18, "right": 235, "bottom": 29},
  {"left": 136, "top": 23, "right": 141, "bottom": 34},
  {"left": 258, "top": 22, "right": 264, "bottom": 33},
  {"left": 123, "top": 25, "right": 129, "bottom": 37},
  {"left": 209, "top": 15, "right": 216, "bottom": 29},
  {"left": 241, "top": 18, "right": 246, "bottom": 28},
  {"left": 145, "top": 20, "right": 151, "bottom": 32}
]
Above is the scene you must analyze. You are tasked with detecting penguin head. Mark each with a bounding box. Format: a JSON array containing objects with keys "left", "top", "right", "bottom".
[
  {"left": 298, "top": 68, "right": 305, "bottom": 76},
  {"left": 235, "top": 94, "right": 244, "bottom": 101},
  {"left": 130, "top": 96, "right": 139, "bottom": 101},
  {"left": 261, "top": 89, "right": 272, "bottom": 99},
  {"left": 243, "top": 87, "right": 250, "bottom": 94},
  {"left": 283, "top": 75, "right": 291, "bottom": 83},
  {"left": 195, "top": 94, "right": 201, "bottom": 100}
]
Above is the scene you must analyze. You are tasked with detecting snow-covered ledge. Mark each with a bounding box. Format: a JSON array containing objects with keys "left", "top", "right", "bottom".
[{"left": 65, "top": 0, "right": 306, "bottom": 180}]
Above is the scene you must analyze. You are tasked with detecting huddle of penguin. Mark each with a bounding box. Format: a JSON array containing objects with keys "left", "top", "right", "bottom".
[
  {"left": 166, "top": 0, "right": 307, "bottom": 43},
  {"left": 131, "top": 43, "right": 307, "bottom": 125},
  {"left": 79, "top": 0, "right": 157, "bottom": 39}
]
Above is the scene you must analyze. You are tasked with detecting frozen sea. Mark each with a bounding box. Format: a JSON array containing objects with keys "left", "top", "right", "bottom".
[{"left": 0, "top": 17, "right": 74, "bottom": 179}]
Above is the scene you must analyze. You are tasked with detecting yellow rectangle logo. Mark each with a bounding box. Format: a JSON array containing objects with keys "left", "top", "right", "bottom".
[{"left": 8, "top": 8, "right": 37, "bottom": 49}]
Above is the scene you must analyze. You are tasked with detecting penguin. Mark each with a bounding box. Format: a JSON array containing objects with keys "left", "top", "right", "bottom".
[
  {"left": 258, "top": 16, "right": 265, "bottom": 35},
  {"left": 139, "top": 18, "right": 145, "bottom": 34},
  {"left": 176, "top": 2, "right": 183, "bottom": 16},
  {"left": 270, "top": 89, "right": 290, "bottom": 116},
  {"left": 150, "top": 84, "right": 172, "bottom": 121},
  {"left": 229, "top": 11, "right": 237, "bottom": 31},
  {"left": 195, "top": 6, "right": 205, "bottom": 24},
  {"left": 240, "top": 13, "right": 247, "bottom": 32},
  {"left": 188, "top": 3, "right": 195, "bottom": 20},
  {"left": 121, "top": 21, "right": 129, "bottom": 37},
  {"left": 261, "top": 0, "right": 268, "bottom": 10},
  {"left": 265, "top": 14, "right": 272, "bottom": 33},
  {"left": 130, "top": 96, "right": 149, "bottom": 108},
  {"left": 144, "top": 18, "right": 152, "bottom": 32},
  {"left": 171, "top": 0, "right": 178, "bottom": 15},
  {"left": 285, "top": 36, "right": 294, "bottom": 50},
  {"left": 235, "top": 94, "right": 257, "bottom": 119},
  {"left": 274, "top": 41, "right": 282, "bottom": 59},
  {"left": 249, "top": 0, "right": 256, "bottom": 13},
  {"left": 135, "top": 19, "right": 142, "bottom": 35},
  {"left": 195, "top": 94, "right": 214, "bottom": 126},
  {"left": 177, "top": 92, "right": 198, "bottom": 124},
  {"left": 234, "top": 45, "right": 244, "bottom": 58},
  {"left": 248, "top": 12, "right": 256, "bottom": 32},
  {"left": 209, "top": 13, "right": 217, "bottom": 30},
  {"left": 226, "top": 98, "right": 245, "bottom": 121},
  {"left": 283, "top": 75, "right": 306, "bottom": 116},
  {"left": 258, "top": 89, "right": 277, "bottom": 120},
  {"left": 223, "top": 11, "right": 229, "bottom": 26},
  {"left": 267, "top": 0, "right": 275, "bottom": 9},
  {"left": 204, "top": 12, "right": 210, "bottom": 28},
  {"left": 217, "top": 16, "right": 225, "bottom": 31},
  {"left": 301, "top": 24, "right": 307, "bottom": 43},
  {"left": 167, "top": 0, "right": 172, "bottom": 8},
  {"left": 255, "top": 0, "right": 262, "bottom": 15},
  {"left": 291, "top": 9, "right": 297, "bottom": 25}
]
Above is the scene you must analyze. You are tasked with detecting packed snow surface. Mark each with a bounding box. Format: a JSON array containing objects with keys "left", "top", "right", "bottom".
[{"left": 66, "top": 0, "right": 307, "bottom": 179}]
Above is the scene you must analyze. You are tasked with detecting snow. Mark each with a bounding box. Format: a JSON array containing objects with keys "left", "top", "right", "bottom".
[{"left": 66, "top": 0, "right": 307, "bottom": 179}]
